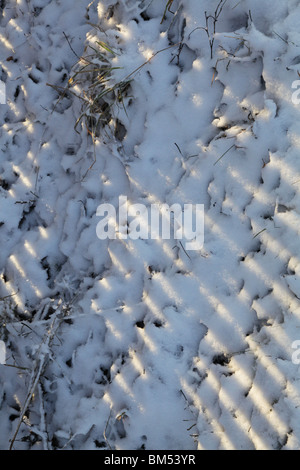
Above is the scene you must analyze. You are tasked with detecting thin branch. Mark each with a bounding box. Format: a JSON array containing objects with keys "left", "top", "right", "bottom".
[
  {"left": 63, "top": 31, "right": 82, "bottom": 61},
  {"left": 8, "top": 306, "right": 67, "bottom": 450},
  {"left": 124, "top": 42, "right": 182, "bottom": 81},
  {"left": 179, "top": 241, "right": 191, "bottom": 260},
  {"left": 103, "top": 409, "right": 112, "bottom": 450},
  {"left": 188, "top": 0, "right": 229, "bottom": 59},
  {"left": 253, "top": 228, "right": 266, "bottom": 239},
  {"left": 213, "top": 143, "right": 236, "bottom": 165},
  {"left": 0, "top": 291, "right": 19, "bottom": 301}
]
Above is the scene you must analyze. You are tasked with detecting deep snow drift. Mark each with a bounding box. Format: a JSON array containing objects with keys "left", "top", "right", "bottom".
[{"left": 1, "top": 0, "right": 300, "bottom": 450}]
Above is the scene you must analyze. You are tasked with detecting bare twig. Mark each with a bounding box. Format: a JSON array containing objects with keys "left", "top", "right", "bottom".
[
  {"left": 63, "top": 32, "right": 82, "bottom": 61},
  {"left": 213, "top": 143, "right": 236, "bottom": 165},
  {"left": 8, "top": 303, "right": 67, "bottom": 450},
  {"left": 103, "top": 409, "right": 112, "bottom": 450},
  {"left": 253, "top": 228, "right": 266, "bottom": 239},
  {"left": 161, "top": 0, "right": 175, "bottom": 24},
  {"left": 0, "top": 291, "right": 19, "bottom": 301},
  {"left": 179, "top": 241, "right": 191, "bottom": 260},
  {"left": 188, "top": 0, "right": 229, "bottom": 59}
]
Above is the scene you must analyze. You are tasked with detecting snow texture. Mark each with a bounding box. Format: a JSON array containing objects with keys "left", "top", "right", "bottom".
[{"left": 1, "top": 0, "right": 300, "bottom": 450}]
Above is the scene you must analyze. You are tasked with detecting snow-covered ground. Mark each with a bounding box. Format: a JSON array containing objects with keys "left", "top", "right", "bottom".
[{"left": 1, "top": 0, "right": 300, "bottom": 450}]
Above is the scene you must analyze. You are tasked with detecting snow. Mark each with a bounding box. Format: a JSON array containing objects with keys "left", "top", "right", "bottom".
[
  {"left": 1, "top": 0, "right": 300, "bottom": 451},
  {"left": 0, "top": 341, "right": 5, "bottom": 365}
]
